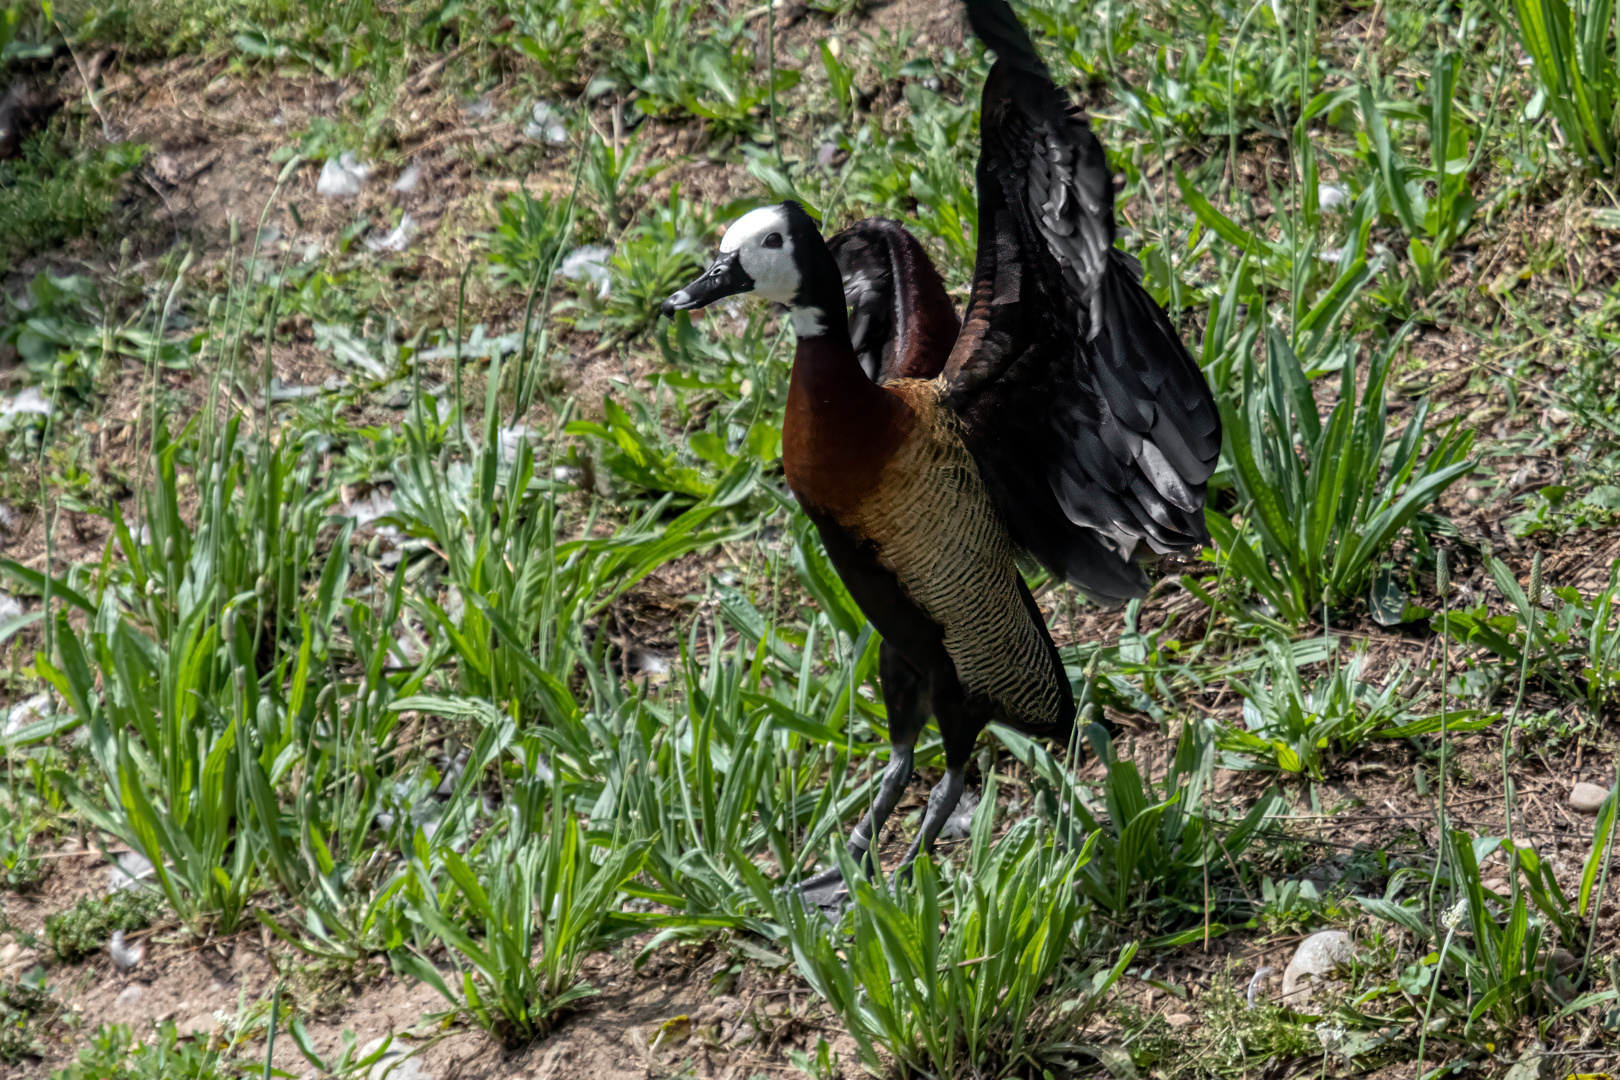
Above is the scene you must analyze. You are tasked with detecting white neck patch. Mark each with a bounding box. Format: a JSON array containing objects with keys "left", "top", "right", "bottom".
[{"left": 790, "top": 307, "right": 826, "bottom": 338}]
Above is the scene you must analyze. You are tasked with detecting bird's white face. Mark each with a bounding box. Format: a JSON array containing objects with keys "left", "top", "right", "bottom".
[
  {"left": 663, "top": 201, "right": 826, "bottom": 337},
  {"left": 720, "top": 206, "right": 799, "bottom": 305}
]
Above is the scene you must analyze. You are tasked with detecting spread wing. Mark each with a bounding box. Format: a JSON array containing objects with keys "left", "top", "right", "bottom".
[
  {"left": 945, "top": 0, "right": 1221, "bottom": 603},
  {"left": 827, "top": 218, "right": 961, "bottom": 383}
]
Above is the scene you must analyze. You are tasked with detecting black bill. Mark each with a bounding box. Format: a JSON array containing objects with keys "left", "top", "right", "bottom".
[{"left": 661, "top": 250, "right": 754, "bottom": 318}]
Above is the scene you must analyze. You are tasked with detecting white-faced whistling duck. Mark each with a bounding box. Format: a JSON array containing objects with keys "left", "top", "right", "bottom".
[{"left": 660, "top": 0, "right": 1221, "bottom": 901}]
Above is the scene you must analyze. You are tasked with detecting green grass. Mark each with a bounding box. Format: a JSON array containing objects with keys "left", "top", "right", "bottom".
[
  {"left": 0, "top": 137, "right": 145, "bottom": 274},
  {"left": 754, "top": 782, "right": 1127, "bottom": 1078},
  {"left": 0, "top": 0, "right": 1619, "bottom": 1073},
  {"left": 52, "top": 1020, "right": 246, "bottom": 1080},
  {"left": 45, "top": 888, "right": 163, "bottom": 964}
]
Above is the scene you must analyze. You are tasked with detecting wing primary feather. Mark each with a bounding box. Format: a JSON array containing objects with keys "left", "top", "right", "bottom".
[
  {"left": 945, "top": 0, "right": 1221, "bottom": 601},
  {"left": 964, "top": 0, "right": 1051, "bottom": 78}
]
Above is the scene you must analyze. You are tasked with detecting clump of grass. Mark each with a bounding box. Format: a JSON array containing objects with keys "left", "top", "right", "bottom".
[
  {"left": 1218, "top": 636, "right": 1473, "bottom": 782},
  {"left": 52, "top": 1019, "right": 243, "bottom": 1079},
  {"left": 0, "top": 805, "right": 46, "bottom": 892},
  {"left": 398, "top": 785, "right": 653, "bottom": 1046},
  {"left": 1504, "top": 0, "right": 1620, "bottom": 173},
  {"left": 752, "top": 770, "right": 1130, "bottom": 1079},
  {"left": 44, "top": 888, "right": 163, "bottom": 964},
  {"left": 1185, "top": 975, "right": 1321, "bottom": 1074},
  {"left": 486, "top": 189, "right": 573, "bottom": 293},
  {"left": 0, "top": 977, "right": 53, "bottom": 1064},
  {"left": 1202, "top": 326, "right": 1475, "bottom": 627},
  {"left": 0, "top": 137, "right": 145, "bottom": 272}
]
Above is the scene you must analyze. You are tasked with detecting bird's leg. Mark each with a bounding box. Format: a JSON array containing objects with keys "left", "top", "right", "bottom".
[
  {"left": 797, "top": 741, "right": 914, "bottom": 894},
  {"left": 900, "top": 765, "right": 966, "bottom": 867}
]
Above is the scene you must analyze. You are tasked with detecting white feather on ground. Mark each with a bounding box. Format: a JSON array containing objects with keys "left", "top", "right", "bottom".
[
  {"left": 1246, "top": 965, "right": 1275, "bottom": 1008},
  {"left": 109, "top": 930, "right": 144, "bottom": 972},
  {"left": 107, "top": 851, "right": 154, "bottom": 893}
]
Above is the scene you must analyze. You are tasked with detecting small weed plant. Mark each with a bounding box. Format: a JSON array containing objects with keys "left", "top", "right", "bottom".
[{"left": 45, "top": 888, "right": 164, "bottom": 964}]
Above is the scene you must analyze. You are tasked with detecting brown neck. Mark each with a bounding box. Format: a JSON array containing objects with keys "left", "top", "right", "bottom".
[{"left": 783, "top": 332, "right": 911, "bottom": 515}]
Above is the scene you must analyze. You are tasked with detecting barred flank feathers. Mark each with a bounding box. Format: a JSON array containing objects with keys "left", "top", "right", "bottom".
[{"left": 850, "top": 380, "right": 1072, "bottom": 738}]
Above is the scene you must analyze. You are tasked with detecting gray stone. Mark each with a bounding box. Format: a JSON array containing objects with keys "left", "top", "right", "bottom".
[
  {"left": 358, "top": 1038, "right": 434, "bottom": 1080},
  {"left": 1570, "top": 782, "right": 1610, "bottom": 814},
  {"left": 1166, "top": 1012, "right": 1195, "bottom": 1028},
  {"left": 1502, "top": 1047, "right": 1554, "bottom": 1080},
  {"left": 116, "top": 985, "right": 142, "bottom": 1005},
  {"left": 0, "top": 944, "right": 36, "bottom": 971},
  {"left": 1281, "top": 930, "right": 1354, "bottom": 1003}
]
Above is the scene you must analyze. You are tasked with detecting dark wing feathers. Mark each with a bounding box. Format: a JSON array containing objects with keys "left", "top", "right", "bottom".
[
  {"left": 827, "top": 224, "right": 897, "bottom": 382},
  {"left": 827, "top": 218, "right": 960, "bottom": 383},
  {"left": 1098, "top": 252, "right": 1221, "bottom": 485},
  {"left": 946, "top": 0, "right": 1221, "bottom": 597},
  {"left": 963, "top": 0, "right": 1049, "bottom": 77},
  {"left": 1025, "top": 102, "right": 1114, "bottom": 333}
]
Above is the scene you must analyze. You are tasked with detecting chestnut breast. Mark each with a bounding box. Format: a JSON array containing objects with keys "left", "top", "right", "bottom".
[
  {"left": 798, "top": 375, "right": 1068, "bottom": 730},
  {"left": 782, "top": 335, "right": 914, "bottom": 516}
]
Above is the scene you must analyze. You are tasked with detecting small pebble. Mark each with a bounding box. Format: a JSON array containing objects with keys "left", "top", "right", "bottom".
[
  {"left": 1464, "top": 486, "right": 1485, "bottom": 502},
  {"left": 1166, "top": 1012, "right": 1195, "bottom": 1027},
  {"left": 117, "top": 985, "right": 142, "bottom": 1004},
  {"left": 1570, "top": 782, "right": 1610, "bottom": 814}
]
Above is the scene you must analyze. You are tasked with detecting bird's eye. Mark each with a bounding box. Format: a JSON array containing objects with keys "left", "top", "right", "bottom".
[{"left": 763, "top": 232, "right": 784, "bottom": 249}]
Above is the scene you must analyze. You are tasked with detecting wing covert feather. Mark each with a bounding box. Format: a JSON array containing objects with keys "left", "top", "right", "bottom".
[{"left": 827, "top": 218, "right": 960, "bottom": 383}]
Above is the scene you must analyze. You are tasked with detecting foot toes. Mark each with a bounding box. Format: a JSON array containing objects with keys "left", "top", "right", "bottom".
[{"left": 798, "top": 880, "right": 849, "bottom": 914}]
